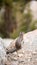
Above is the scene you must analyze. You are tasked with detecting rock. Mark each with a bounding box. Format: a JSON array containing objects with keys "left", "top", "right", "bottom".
[
  {"left": 0, "top": 38, "right": 7, "bottom": 65},
  {"left": 23, "top": 29, "right": 37, "bottom": 51},
  {"left": 0, "top": 29, "right": 37, "bottom": 65},
  {"left": 3, "top": 38, "right": 14, "bottom": 48},
  {"left": 11, "top": 61, "right": 18, "bottom": 65},
  {"left": 18, "top": 54, "right": 23, "bottom": 57}
]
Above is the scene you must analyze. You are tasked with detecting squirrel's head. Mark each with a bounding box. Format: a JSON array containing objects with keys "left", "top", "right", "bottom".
[{"left": 19, "top": 32, "right": 24, "bottom": 41}]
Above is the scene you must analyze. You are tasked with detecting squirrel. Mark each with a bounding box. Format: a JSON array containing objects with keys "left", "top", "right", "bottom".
[{"left": 6, "top": 32, "right": 24, "bottom": 54}]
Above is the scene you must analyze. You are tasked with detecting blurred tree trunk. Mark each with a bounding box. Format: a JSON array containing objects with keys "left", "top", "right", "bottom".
[
  {"left": 2, "top": 3, "right": 17, "bottom": 38},
  {"left": 2, "top": 4, "right": 12, "bottom": 37}
]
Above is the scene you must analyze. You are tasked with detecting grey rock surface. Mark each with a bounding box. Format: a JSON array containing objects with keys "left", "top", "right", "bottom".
[
  {"left": 0, "top": 38, "right": 7, "bottom": 65},
  {"left": 6, "top": 29, "right": 37, "bottom": 65},
  {"left": 0, "top": 29, "right": 37, "bottom": 65}
]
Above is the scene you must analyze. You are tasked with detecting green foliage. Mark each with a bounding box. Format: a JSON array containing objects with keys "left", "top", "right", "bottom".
[
  {"left": 0, "top": 0, "right": 3, "bottom": 7},
  {"left": 20, "top": 5, "right": 32, "bottom": 32},
  {"left": 10, "top": 31, "right": 19, "bottom": 39},
  {"left": 0, "top": 33, "right": 3, "bottom": 37},
  {"left": 29, "top": 20, "right": 37, "bottom": 31},
  {"left": 0, "top": 0, "right": 37, "bottom": 38},
  {"left": 4, "top": 0, "right": 13, "bottom": 6}
]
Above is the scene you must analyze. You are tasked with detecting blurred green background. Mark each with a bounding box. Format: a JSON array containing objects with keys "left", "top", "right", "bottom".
[{"left": 0, "top": 0, "right": 37, "bottom": 38}]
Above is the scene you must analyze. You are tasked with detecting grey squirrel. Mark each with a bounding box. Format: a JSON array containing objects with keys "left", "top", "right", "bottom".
[
  {"left": 6, "top": 32, "right": 24, "bottom": 54},
  {"left": 15, "top": 32, "right": 24, "bottom": 49}
]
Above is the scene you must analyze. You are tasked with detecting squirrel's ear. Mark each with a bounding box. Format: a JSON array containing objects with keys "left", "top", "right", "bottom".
[{"left": 19, "top": 32, "right": 24, "bottom": 35}]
